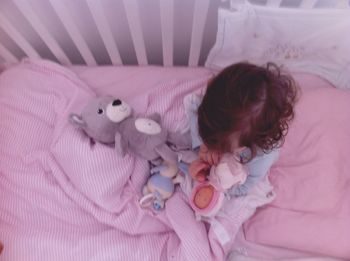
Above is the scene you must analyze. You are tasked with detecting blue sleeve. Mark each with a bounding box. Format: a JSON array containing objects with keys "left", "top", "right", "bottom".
[
  {"left": 190, "top": 113, "right": 202, "bottom": 150},
  {"left": 188, "top": 96, "right": 202, "bottom": 149},
  {"left": 231, "top": 148, "right": 280, "bottom": 197}
]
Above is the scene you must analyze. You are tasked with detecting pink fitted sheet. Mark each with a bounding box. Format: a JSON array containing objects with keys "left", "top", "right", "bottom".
[{"left": 68, "top": 65, "right": 214, "bottom": 98}]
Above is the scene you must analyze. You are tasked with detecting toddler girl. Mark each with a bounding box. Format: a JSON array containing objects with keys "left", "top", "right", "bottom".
[{"left": 189, "top": 62, "right": 298, "bottom": 196}]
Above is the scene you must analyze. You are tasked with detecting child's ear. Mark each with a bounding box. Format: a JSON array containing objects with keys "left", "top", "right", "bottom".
[{"left": 69, "top": 114, "right": 86, "bottom": 128}]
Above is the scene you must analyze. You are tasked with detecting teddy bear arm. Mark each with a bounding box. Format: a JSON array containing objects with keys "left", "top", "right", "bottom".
[{"left": 154, "top": 144, "right": 178, "bottom": 164}]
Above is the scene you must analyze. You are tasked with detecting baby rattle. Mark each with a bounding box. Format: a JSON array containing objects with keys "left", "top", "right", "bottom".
[
  {"left": 139, "top": 161, "right": 184, "bottom": 210},
  {"left": 189, "top": 154, "right": 247, "bottom": 218}
]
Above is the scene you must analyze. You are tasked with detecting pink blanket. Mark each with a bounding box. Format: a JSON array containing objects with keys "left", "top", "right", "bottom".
[
  {"left": 0, "top": 59, "right": 245, "bottom": 260},
  {"left": 244, "top": 74, "right": 350, "bottom": 259}
]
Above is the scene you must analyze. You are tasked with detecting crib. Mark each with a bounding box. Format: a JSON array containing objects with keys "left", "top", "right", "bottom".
[
  {"left": 0, "top": 0, "right": 349, "bottom": 67},
  {"left": 1, "top": 0, "right": 350, "bottom": 260}
]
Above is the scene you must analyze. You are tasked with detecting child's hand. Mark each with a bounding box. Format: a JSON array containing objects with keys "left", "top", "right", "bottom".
[
  {"left": 189, "top": 159, "right": 210, "bottom": 182},
  {"left": 199, "top": 144, "right": 221, "bottom": 166}
]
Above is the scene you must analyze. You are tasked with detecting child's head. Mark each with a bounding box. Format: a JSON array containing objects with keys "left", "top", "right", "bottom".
[{"left": 198, "top": 62, "right": 298, "bottom": 160}]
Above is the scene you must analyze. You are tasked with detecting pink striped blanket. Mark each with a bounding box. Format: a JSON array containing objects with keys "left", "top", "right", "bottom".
[{"left": 0, "top": 59, "right": 240, "bottom": 260}]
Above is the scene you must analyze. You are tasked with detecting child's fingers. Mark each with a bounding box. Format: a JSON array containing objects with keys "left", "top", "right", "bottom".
[
  {"left": 198, "top": 149, "right": 207, "bottom": 162},
  {"left": 207, "top": 154, "right": 214, "bottom": 165},
  {"left": 211, "top": 151, "right": 220, "bottom": 165},
  {"left": 206, "top": 150, "right": 220, "bottom": 166},
  {"left": 189, "top": 160, "right": 209, "bottom": 180},
  {"left": 199, "top": 150, "right": 212, "bottom": 165},
  {"left": 194, "top": 161, "right": 209, "bottom": 173},
  {"left": 196, "top": 173, "right": 206, "bottom": 182},
  {"left": 199, "top": 144, "right": 209, "bottom": 161},
  {"left": 189, "top": 160, "right": 201, "bottom": 179},
  {"left": 198, "top": 144, "right": 221, "bottom": 165}
]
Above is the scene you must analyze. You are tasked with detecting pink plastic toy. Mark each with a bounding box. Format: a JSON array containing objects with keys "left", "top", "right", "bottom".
[{"left": 189, "top": 154, "right": 247, "bottom": 218}]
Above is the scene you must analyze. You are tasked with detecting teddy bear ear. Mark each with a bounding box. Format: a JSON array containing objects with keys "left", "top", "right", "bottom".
[{"left": 69, "top": 113, "right": 87, "bottom": 129}]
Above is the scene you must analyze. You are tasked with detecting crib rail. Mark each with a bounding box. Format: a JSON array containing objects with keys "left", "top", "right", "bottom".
[
  {"left": 0, "top": 0, "right": 223, "bottom": 66},
  {"left": 0, "top": 0, "right": 348, "bottom": 66},
  {"left": 249, "top": 0, "right": 349, "bottom": 8}
]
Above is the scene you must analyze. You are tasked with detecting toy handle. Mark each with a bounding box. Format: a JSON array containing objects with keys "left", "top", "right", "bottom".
[{"left": 139, "top": 194, "right": 155, "bottom": 208}]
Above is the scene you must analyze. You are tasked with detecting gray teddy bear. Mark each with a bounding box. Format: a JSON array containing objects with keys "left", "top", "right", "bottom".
[{"left": 70, "top": 95, "right": 190, "bottom": 164}]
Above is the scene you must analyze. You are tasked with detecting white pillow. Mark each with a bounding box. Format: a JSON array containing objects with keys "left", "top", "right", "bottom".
[{"left": 205, "top": 4, "right": 350, "bottom": 89}]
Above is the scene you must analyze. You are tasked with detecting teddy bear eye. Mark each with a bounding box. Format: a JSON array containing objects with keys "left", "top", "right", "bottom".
[{"left": 97, "top": 108, "right": 104, "bottom": 114}]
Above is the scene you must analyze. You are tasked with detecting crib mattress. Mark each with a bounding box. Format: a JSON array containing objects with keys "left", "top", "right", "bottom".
[{"left": 1, "top": 60, "right": 349, "bottom": 261}]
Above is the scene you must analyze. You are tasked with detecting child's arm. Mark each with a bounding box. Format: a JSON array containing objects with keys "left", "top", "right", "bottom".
[{"left": 232, "top": 148, "right": 280, "bottom": 197}]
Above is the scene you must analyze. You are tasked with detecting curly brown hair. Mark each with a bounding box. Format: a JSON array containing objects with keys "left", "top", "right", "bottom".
[{"left": 197, "top": 62, "right": 298, "bottom": 162}]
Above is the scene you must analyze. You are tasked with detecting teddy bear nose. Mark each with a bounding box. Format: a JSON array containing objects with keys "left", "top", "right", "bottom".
[{"left": 112, "top": 99, "right": 122, "bottom": 106}]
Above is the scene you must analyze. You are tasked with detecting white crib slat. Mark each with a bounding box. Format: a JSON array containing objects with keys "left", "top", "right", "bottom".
[
  {"left": 160, "top": 0, "right": 174, "bottom": 66},
  {"left": 12, "top": 0, "right": 71, "bottom": 65},
  {"left": 266, "top": 0, "right": 283, "bottom": 7},
  {"left": 0, "top": 42, "right": 18, "bottom": 63},
  {"left": 299, "top": 0, "right": 319, "bottom": 8},
  {"left": 0, "top": 12, "right": 40, "bottom": 59},
  {"left": 122, "top": 0, "right": 148, "bottom": 65},
  {"left": 48, "top": 0, "right": 97, "bottom": 65},
  {"left": 86, "top": 0, "right": 122, "bottom": 65},
  {"left": 188, "top": 0, "right": 210, "bottom": 66}
]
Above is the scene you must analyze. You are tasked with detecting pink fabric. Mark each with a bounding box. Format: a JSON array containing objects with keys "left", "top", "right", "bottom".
[
  {"left": 0, "top": 59, "right": 246, "bottom": 260},
  {"left": 68, "top": 65, "right": 214, "bottom": 94},
  {"left": 243, "top": 74, "right": 350, "bottom": 259}
]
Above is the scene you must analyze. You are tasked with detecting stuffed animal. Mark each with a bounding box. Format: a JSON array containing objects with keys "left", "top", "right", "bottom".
[
  {"left": 189, "top": 154, "right": 247, "bottom": 218},
  {"left": 139, "top": 161, "right": 184, "bottom": 210},
  {"left": 70, "top": 95, "right": 180, "bottom": 164}
]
